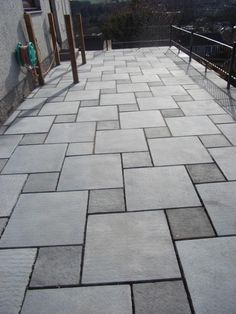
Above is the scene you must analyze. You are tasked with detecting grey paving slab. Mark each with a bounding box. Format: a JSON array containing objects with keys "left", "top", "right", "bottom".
[
  {"left": 0, "top": 174, "right": 27, "bottom": 216},
  {"left": 117, "top": 83, "right": 149, "bottom": 93},
  {"left": 3, "top": 111, "right": 19, "bottom": 126},
  {"left": 187, "top": 88, "right": 214, "bottom": 100},
  {"left": 119, "top": 104, "right": 139, "bottom": 112},
  {"left": 167, "top": 207, "right": 215, "bottom": 239},
  {"left": 209, "top": 114, "right": 235, "bottom": 124},
  {"left": 0, "top": 218, "right": 7, "bottom": 236},
  {"left": 120, "top": 110, "right": 165, "bottom": 129},
  {"left": 39, "top": 101, "right": 80, "bottom": 116},
  {"left": 23, "top": 173, "right": 59, "bottom": 193},
  {"left": 86, "top": 81, "right": 116, "bottom": 90},
  {"left": 0, "top": 191, "right": 88, "bottom": 247},
  {"left": 34, "top": 87, "right": 68, "bottom": 99},
  {"left": 178, "top": 100, "right": 225, "bottom": 116},
  {"left": 58, "top": 154, "right": 123, "bottom": 191},
  {"left": 186, "top": 163, "right": 225, "bottom": 183},
  {"left": 137, "top": 96, "right": 178, "bottom": 110},
  {"left": 5, "top": 116, "right": 54, "bottom": 134},
  {"left": 18, "top": 98, "right": 46, "bottom": 110},
  {"left": 133, "top": 281, "right": 191, "bottom": 314},
  {"left": 125, "top": 166, "right": 200, "bottom": 211},
  {"left": 0, "top": 159, "right": 7, "bottom": 172},
  {"left": 218, "top": 123, "right": 236, "bottom": 145},
  {"left": 21, "top": 286, "right": 132, "bottom": 314},
  {"left": 122, "top": 152, "right": 152, "bottom": 168},
  {"left": 46, "top": 122, "right": 96, "bottom": 143},
  {"left": 145, "top": 127, "right": 171, "bottom": 138},
  {"left": 67, "top": 142, "right": 93, "bottom": 156},
  {"left": 131, "top": 75, "right": 160, "bottom": 83},
  {"left": 149, "top": 137, "right": 212, "bottom": 166},
  {"left": 100, "top": 93, "right": 136, "bottom": 106},
  {"left": 135, "top": 91, "right": 153, "bottom": 98},
  {"left": 166, "top": 116, "right": 220, "bottom": 136},
  {"left": 177, "top": 237, "right": 236, "bottom": 314},
  {"left": 30, "top": 246, "right": 82, "bottom": 287},
  {"left": 89, "top": 189, "right": 125, "bottom": 213},
  {"left": 83, "top": 211, "right": 180, "bottom": 283},
  {"left": 200, "top": 134, "right": 231, "bottom": 148},
  {"left": 151, "top": 85, "right": 187, "bottom": 96},
  {"left": 173, "top": 95, "right": 193, "bottom": 102},
  {"left": 97, "top": 120, "right": 119, "bottom": 130},
  {"left": 161, "top": 108, "right": 184, "bottom": 118},
  {"left": 80, "top": 99, "right": 99, "bottom": 107},
  {"left": 65, "top": 90, "right": 100, "bottom": 101},
  {"left": 102, "top": 73, "right": 130, "bottom": 80},
  {"left": 55, "top": 114, "right": 76, "bottom": 123},
  {"left": 20, "top": 133, "right": 47, "bottom": 145},
  {"left": 18, "top": 109, "right": 39, "bottom": 117},
  {"left": 0, "top": 135, "right": 22, "bottom": 158},
  {"left": 0, "top": 249, "right": 36, "bottom": 314},
  {"left": 3, "top": 144, "right": 66, "bottom": 174},
  {"left": 197, "top": 182, "right": 236, "bottom": 235},
  {"left": 77, "top": 106, "right": 118, "bottom": 122},
  {"left": 95, "top": 129, "right": 147, "bottom": 153},
  {"left": 101, "top": 88, "right": 117, "bottom": 94},
  {"left": 209, "top": 147, "right": 236, "bottom": 180}
]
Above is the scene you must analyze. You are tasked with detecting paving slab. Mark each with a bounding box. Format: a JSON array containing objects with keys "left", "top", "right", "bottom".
[
  {"left": 178, "top": 100, "right": 225, "bottom": 115},
  {"left": 86, "top": 81, "right": 116, "bottom": 90},
  {"left": 209, "top": 114, "right": 235, "bottom": 124},
  {"left": 149, "top": 137, "right": 211, "bottom": 166},
  {"left": 82, "top": 211, "right": 180, "bottom": 283},
  {"left": 58, "top": 154, "right": 123, "bottom": 191},
  {"left": 167, "top": 207, "right": 215, "bottom": 239},
  {"left": 209, "top": 147, "right": 236, "bottom": 180},
  {"left": 187, "top": 89, "right": 214, "bottom": 100},
  {"left": 197, "top": 182, "right": 236, "bottom": 235},
  {"left": 119, "top": 104, "right": 139, "bottom": 112},
  {"left": 0, "top": 159, "right": 7, "bottom": 172},
  {"left": 21, "top": 286, "right": 132, "bottom": 314},
  {"left": 55, "top": 114, "right": 76, "bottom": 123},
  {"left": 65, "top": 90, "right": 100, "bottom": 101},
  {"left": 39, "top": 101, "right": 80, "bottom": 116},
  {"left": 177, "top": 237, "right": 236, "bottom": 314},
  {"left": 133, "top": 281, "right": 191, "bottom": 314},
  {"left": 0, "top": 249, "right": 36, "bottom": 314},
  {"left": 117, "top": 83, "right": 149, "bottom": 93},
  {"left": 46, "top": 122, "right": 96, "bottom": 143},
  {"left": 95, "top": 129, "right": 147, "bottom": 153},
  {"left": 20, "top": 133, "right": 47, "bottom": 145},
  {"left": 199, "top": 134, "right": 231, "bottom": 148},
  {"left": 80, "top": 100, "right": 99, "bottom": 107},
  {"left": 0, "top": 135, "right": 22, "bottom": 158},
  {"left": 145, "top": 127, "right": 171, "bottom": 138},
  {"left": 18, "top": 98, "right": 46, "bottom": 110},
  {"left": 0, "top": 174, "right": 27, "bottom": 216},
  {"left": 161, "top": 108, "right": 184, "bottom": 118},
  {"left": 3, "top": 144, "right": 66, "bottom": 174},
  {"left": 89, "top": 189, "right": 125, "bottom": 213},
  {"left": 186, "top": 163, "right": 225, "bottom": 183},
  {"left": 120, "top": 110, "right": 165, "bottom": 128},
  {"left": 0, "top": 191, "right": 88, "bottom": 247},
  {"left": 218, "top": 123, "right": 236, "bottom": 145},
  {"left": 137, "top": 96, "right": 178, "bottom": 110},
  {"left": 77, "top": 106, "right": 118, "bottom": 122},
  {"left": 0, "top": 218, "right": 7, "bottom": 235},
  {"left": 97, "top": 120, "right": 119, "bottom": 130},
  {"left": 166, "top": 116, "right": 220, "bottom": 136},
  {"left": 100, "top": 93, "right": 136, "bottom": 105},
  {"left": 125, "top": 166, "right": 200, "bottom": 211},
  {"left": 122, "top": 152, "right": 152, "bottom": 168},
  {"left": 23, "top": 173, "right": 59, "bottom": 193},
  {"left": 131, "top": 75, "right": 160, "bottom": 83},
  {"left": 30, "top": 246, "right": 82, "bottom": 287},
  {"left": 67, "top": 142, "right": 93, "bottom": 156},
  {"left": 151, "top": 85, "right": 187, "bottom": 96},
  {"left": 135, "top": 91, "right": 153, "bottom": 98},
  {"left": 5, "top": 116, "right": 54, "bottom": 134}
]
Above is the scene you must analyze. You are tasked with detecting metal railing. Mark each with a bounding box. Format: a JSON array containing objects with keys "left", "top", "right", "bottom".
[{"left": 170, "top": 25, "right": 236, "bottom": 89}]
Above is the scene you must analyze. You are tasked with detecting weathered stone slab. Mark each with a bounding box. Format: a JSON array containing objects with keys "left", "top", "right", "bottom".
[
  {"left": 120, "top": 111, "right": 165, "bottom": 129},
  {"left": 23, "top": 173, "right": 59, "bottom": 193},
  {"left": 89, "top": 189, "right": 125, "bottom": 213},
  {"left": 5, "top": 117, "right": 54, "bottom": 134},
  {"left": 186, "top": 163, "right": 225, "bottom": 183},
  {"left": 0, "top": 135, "right": 22, "bottom": 158},
  {"left": 209, "top": 147, "right": 236, "bottom": 180}
]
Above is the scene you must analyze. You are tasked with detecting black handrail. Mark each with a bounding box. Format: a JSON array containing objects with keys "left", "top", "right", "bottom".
[{"left": 170, "top": 25, "right": 236, "bottom": 89}]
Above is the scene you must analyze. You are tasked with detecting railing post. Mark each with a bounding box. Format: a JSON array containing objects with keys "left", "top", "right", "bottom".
[
  {"left": 227, "top": 42, "right": 236, "bottom": 89},
  {"left": 24, "top": 13, "right": 45, "bottom": 85},
  {"left": 48, "top": 13, "right": 60, "bottom": 66},
  {"left": 78, "top": 14, "right": 86, "bottom": 64},
  {"left": 64, "top": 14, "right": 79, "bottom": 84},
  {"left": 169, "top": 25, "right": 172, "bottom": 47},
  {"left": 189, "top": 30, "right": 194, "bottom": 63}
]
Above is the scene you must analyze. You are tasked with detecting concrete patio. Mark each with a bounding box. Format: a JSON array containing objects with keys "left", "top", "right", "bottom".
[{"left": 0, "top": 46, "right": 236, "bottom": 314}]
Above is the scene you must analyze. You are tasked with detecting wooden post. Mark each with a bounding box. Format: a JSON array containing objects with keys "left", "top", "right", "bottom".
[
  {"left": 64, "top": 14, "right": 79, "bottom": 84},
  {"left": 78, "top": 14, "right": 86, "bottom": 64},
  {"left": 24, "top": 13, "right": 44, "bottom": 85},
  {"left": 48, "top": 12, "right": 60, "bottom": 66}
]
